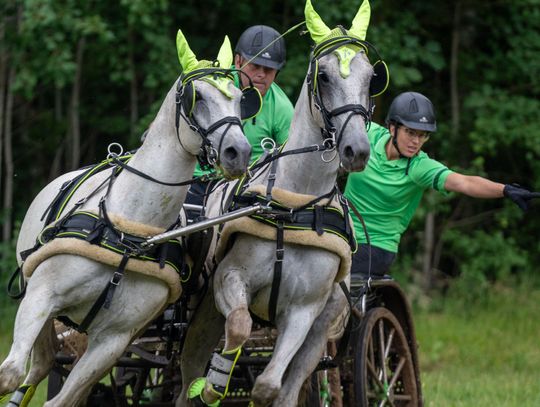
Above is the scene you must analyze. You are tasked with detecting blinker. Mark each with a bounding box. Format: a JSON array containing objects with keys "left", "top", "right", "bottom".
[
  {"left": 369, "top": 60, "right": 389, "bottom": 97},
  {"left": 240, "top": 86, "right": 262, "bottom": 121}
]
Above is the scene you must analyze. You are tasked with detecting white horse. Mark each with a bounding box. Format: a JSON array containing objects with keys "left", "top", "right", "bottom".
[
  {"left": 0, "top": 30, "right": 253, "bottom": 407},
  {"left": 178, "top": 1, "right": 387, "bottom": 406}
]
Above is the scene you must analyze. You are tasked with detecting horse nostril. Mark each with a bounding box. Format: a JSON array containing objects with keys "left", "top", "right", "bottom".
[
  {"left": 223, "top": 147, "right": 238, "bottom": 162},
  {"left": 344, "top": 145, "right": 355, "bottom": 160}
]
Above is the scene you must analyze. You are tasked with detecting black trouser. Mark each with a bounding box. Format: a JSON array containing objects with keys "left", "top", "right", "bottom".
[{"left": 350, "top": 243, "right": 396, "bottom": 278}]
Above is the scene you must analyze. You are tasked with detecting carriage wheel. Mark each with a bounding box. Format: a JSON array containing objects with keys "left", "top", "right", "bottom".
[{"left": 341, "top": 307, "right": 418, "bottom": 407}]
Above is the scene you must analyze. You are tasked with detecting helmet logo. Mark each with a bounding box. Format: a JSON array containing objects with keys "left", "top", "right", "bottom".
[
  {"left": 419, "top": 116, "right": 428, "bottom": 122},
  {"left": 261, "top": 52, "right": 272, "bottom": 59}
]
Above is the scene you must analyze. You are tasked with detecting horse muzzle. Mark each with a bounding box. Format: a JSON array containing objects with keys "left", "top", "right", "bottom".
[
  {"left": 219, "top": 138, "right": 252, "bottom": 179},
  {"left": 339, "top": 143, "right": 370, "bottom": 172}
]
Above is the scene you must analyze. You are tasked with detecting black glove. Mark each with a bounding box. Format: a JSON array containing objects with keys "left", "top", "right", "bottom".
[{"left": 503, "top": 184, "right": 540, "bottom": 211}]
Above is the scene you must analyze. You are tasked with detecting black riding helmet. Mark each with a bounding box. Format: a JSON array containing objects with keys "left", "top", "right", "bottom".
[
  {"left": 235, "top": 25, "right": 286, "bottom": 70},
  {"left": 386, "top": 92, "right": 437, "bottom": 132}
]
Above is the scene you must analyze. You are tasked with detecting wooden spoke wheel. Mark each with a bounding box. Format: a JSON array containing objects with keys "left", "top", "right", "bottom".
[{"left": 341, "top": 307, "right": 418, "bottom": 407}]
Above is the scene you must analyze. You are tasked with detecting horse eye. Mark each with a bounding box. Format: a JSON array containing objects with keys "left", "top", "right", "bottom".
[
  {"left": 195, "top": 92, "right": 202, "bottom": 102},
  {"left": 318, "top": 71, "right": 330, "bottom": 83}
]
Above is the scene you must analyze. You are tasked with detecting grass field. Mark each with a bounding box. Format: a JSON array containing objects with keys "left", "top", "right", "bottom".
[
  {"left": 1, "top": 278, "right": 539, "bottom": 406},
  {"left": 415, "top": 279, "right": 540, "bottom": 406}
]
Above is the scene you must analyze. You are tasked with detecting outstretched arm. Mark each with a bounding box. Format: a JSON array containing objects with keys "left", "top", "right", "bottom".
[
  {"left": 444, "top": 173, "right": 504, "bottom": 198},
  {"left": 444, "top": 172, "right": 540, "bottom": 210}
]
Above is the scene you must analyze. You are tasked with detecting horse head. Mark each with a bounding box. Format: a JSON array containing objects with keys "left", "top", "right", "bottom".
[
  {"left": 175, "top": 30, "right": 253, "bottom": 179},
  {"left": 304, "top": 0, "right": 389, "bottom": 172}
]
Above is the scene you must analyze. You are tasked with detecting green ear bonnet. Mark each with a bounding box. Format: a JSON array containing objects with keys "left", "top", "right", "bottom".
[
  {"left": 305, "top": 0, "right": 389, "bottom": 99},
  {"left": 176, "top": 30, "right": 262, "bottom": 121}
]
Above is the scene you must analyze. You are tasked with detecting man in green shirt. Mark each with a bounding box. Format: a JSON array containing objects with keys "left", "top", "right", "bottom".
[
  {"left": 345, "top": 91, "right": 539, "bottom": 277},
  {"left": 186, "top": 25, "right": 294, "bottom": 215}
]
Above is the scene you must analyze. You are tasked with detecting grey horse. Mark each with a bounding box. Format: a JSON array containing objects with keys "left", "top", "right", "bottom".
[
  {"left": 178, "top": 1, "right": 385, "bottom": 406},
  {"left": 0, "top": 31, "right": 252, "bottom": 407}
]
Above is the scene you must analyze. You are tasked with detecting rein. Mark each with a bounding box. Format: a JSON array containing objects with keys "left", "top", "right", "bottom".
[{"left": 109, "top": 154, "right": 214, "bottom": 187}]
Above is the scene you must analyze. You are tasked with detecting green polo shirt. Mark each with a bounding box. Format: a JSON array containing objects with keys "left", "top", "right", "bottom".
[
  {"left": 193, "top": 73, "right": 294, "bottom": 177},
  {"left": 344, "top": 123, "right": 453, "bottom": 253}
]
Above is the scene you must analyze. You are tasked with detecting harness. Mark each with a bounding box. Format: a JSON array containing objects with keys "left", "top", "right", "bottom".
[
  {"left": 10, "top": 64, "right": 257, "bottom": 331},
  {"left": 306, "top": 29, "right": 388, "bottom": 149},
  {"left": 223, "top": 162, "right": 357, "bottom": 324},
  {"left": 215, "top": 32, "right": 388, "bottom": 324},
  {"left": 175, "top": 65, "right": 261, "bottom": 171},
  {"left": 11, "top": 154, "right": 187, "bottom": 333}
]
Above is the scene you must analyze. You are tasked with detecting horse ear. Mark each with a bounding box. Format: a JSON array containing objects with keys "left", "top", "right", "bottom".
[
  {"left": 305, "top": 0, "right": 331, "bottom": 44},
  {"left": 216, "top": 35, "right": 233, "bottom": 68},
  {"left": 176, "top": 29, "right": 199, "bottom": 73},
  {"left": 349, "top": 0, "right": 371, "bottom": 40}
]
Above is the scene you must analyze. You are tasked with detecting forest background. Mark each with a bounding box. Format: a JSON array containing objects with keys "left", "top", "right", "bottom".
[
  {"left": 1, "top": 0, "right": 539, "bottom": 295},
  {"left": 0, "top": 0, "right": 540, "bottom": 405}
]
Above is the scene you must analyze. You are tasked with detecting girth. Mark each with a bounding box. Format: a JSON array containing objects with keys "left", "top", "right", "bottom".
[
  {"left": 231, "top": 191, "right": 356, "bottom": 251},
  {"left": 38, "top": 211, "right": 186, "bottom": 277},
  {"left": 34, "top": 211, "right": 187, "bottom": 333}
]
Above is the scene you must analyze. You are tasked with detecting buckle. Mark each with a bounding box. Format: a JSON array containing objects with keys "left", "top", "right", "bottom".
[
  {"left": 110, "top": 271, "right": 123, "bottom": 286},
  {"left": 275, "top": 248, "right": 285, "bottom": 262}
]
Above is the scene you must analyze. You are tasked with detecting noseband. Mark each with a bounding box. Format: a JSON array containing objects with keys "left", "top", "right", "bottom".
[{"left": 307, "top": 35, "right": 375, "bottom": 151}]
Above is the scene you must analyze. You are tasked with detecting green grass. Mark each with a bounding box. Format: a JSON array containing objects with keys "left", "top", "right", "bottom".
[
  {"left": 415, "top": 281, "right": 540, "bottom": 407},
  {"left": 0, "top": 301, "right": 48, "bottom": 407},
  {"left": 1, "top": 280, "right": 539, "bottom": 406}
]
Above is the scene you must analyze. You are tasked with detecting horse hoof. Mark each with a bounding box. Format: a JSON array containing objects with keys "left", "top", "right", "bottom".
[
  {"left": 0, "top": 365, "right": 24, "bottom": 397},
  {"left": 251, "top": 378, "right": 280, "bottom": 407},
  {"left": 187, "top": 378, "right": 220, "bottom": 407}
]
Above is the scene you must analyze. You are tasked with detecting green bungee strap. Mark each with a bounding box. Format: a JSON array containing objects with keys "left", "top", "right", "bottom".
[
  {"left": 206, "top": 346, "right": 242, "bottom": 399},
  {"left": 5, "top": 384, "right": 36, "bottom": 407}
]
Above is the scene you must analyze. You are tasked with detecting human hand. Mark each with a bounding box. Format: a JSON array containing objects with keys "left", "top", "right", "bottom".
[{"left": 503, "top": 184, "right": 540, "bottom": 211}]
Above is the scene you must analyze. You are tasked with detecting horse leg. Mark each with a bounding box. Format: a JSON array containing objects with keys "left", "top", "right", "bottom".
[
  {"left": 177, "top": 289, "right": 225, "bottom": 407},
  {"left": 250, "top": 305, "right": 320, "bottom": 407},
  {"left": 274, "top": 284, "right": 347, "bottom": 407},
  {"left": 0, "top": 282, "right": 54, "bottom": 397},
  {"left": 3, "top": 319, "right": 59, "bottom": 407},
  {"left": 43, "top": 329, "right": 132, "bottom": 407},
  {"left": 192, "top": 265, "right": 253, "bottom": 406}
]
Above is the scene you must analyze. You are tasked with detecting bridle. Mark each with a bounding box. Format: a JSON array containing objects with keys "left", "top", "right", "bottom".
[
  {"left": 174, "top": 66, "right": 245, "bottom": 170},
  {"left": 306, "top": 32, "right": 379, "bottom": 152},
  {"left": 246, "top": 35, "right": 388, "bottom": 173}
]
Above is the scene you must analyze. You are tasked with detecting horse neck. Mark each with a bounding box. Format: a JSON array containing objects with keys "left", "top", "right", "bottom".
[
  {"left": 273, "top": 84, "right": 338, "bottom": 196},
  {"left": 106, "top": 84, "right": 197, "bottom": 228}
]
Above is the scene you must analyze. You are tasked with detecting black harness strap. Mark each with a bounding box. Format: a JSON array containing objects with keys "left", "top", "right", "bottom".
[
  {"left": 78, "top": 252, "right": 129, "bottom": 333},
  {"left": 7, "top": 267, "right": 26, "bottom": 299},
  {"left": 265, "top": 150, "right": 280, "bottom": 203},
  {"left": 269, "top": 221, "right": 285, "bottom": 323},
  {"left": 103, "top": 252, "right": 130, "bottom": 309},
  {"left": 110, "top": 155, "right": 205, "bottom": 187}
]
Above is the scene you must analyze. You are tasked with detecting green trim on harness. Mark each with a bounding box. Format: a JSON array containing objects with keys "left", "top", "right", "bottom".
[
  {"left": 38, "top": 211, "right": 187, "bottom": 280},
  {"left": 48, "top": 154, "right": 133, "bottom": 224},
  {"left": 231, "top": 190, "right": 357, "bottom": 252}
]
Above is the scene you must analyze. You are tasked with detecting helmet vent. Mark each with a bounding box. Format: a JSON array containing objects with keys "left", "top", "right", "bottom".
[
  {"left": 253, "top": 32, "right": 263, "bottom": 47},
  {"left": 409, "top": 99, "right": 419, "bottom": 113}
]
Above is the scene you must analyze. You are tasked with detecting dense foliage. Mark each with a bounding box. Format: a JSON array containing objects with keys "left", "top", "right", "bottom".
[{"left": 1, "top": 0, "right": 539, "bottom": 294}]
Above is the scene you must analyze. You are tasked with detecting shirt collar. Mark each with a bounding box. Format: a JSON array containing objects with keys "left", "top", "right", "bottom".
[{"left": 375, "top": 132, "right": 412, "bottom": 168}]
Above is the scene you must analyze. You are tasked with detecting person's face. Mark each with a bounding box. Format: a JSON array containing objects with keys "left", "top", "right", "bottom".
[
  {"left": 391, "top": 124, "right": 430, "bottom": 157},
  {"left": 234, "top": 54, "right": 277, "bottom": 97}
]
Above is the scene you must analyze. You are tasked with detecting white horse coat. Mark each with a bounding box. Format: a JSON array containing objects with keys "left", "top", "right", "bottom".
[
  {"left": 0, "top": 33, "right": 252, "bottom": 407},
  {"left": 178, "top": 1, "right": 383, "bottom": 406}
]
